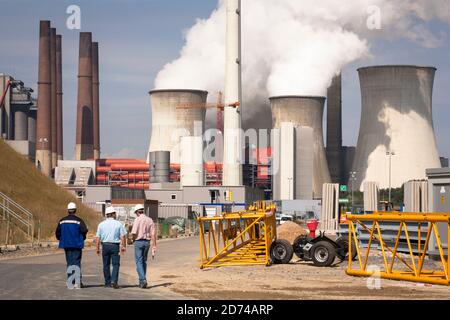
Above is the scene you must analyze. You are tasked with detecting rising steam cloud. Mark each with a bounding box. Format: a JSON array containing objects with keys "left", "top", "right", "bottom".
[{"left": 154, "top": 0, "right": 450, "bottom": 129}]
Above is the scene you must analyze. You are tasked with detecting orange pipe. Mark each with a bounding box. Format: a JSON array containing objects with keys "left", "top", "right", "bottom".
[
  {"left": 111, "top": 163, "right": 149, "bottom": 171},
  {"left": 96, "top": 166, "right": 111, "bottom": 173}
]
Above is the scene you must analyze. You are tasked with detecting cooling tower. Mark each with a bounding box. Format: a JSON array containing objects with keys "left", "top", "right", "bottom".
[
  {"left": 76, "top": 32, "right": 94, "bottom": 160},
  {"left": 36, "top": 20, "right": 52, "bottom": 177},
  {"left": 270, "top": 96, "right": 331, "bottom": 198},
  {"left": 92, "top": 42, "right": 100, "bottom": 160},
  {"left": 56, "top": 34, "right": 63, "bottom": 161},
  {"left": 353, "top": 65, "right": 441, "bottom": 190},
  {"left": 147, "top": 89, "right": 207, "bottom": 164}
]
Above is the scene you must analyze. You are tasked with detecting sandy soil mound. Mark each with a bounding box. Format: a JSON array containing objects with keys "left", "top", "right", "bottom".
[{"left": 277, "top": 221, "right": 309, "bottom": 244}]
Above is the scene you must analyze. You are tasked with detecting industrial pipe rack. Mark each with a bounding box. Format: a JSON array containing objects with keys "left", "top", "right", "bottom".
[
  {"left": 198, "top": 202, "right": 277, "bottom": 268},
  {"left": 345, "top": 212, "right": 449, "bottom": 286}
]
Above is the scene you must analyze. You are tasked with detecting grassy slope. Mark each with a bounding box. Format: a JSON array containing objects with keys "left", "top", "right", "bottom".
[{"left": 0, "top": 140, "right": 100, "bottom": 242}]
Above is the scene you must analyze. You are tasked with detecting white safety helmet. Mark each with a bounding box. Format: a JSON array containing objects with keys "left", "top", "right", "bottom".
[
  {"left": 105, "top": 206, "right": 116, "bottom": 215},
  {"left": 67, "top": 202, "right": 77, "bottom": 210},
  {"left": 134, "top": 204, "right": 145, "bottom": 213}
]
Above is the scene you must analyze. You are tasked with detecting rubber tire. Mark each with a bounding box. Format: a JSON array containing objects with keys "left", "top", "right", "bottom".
[
  {"left": 311, "top": 241, "right": 336, "bottom": 267},
  {"left": 270, "top": 239, "right": 294, "bottom": 264},
  {"left": 293, "top": 235, "right": 307, "bottom": 259},
  {"left": 335, "top": 236, "right": 357, "bottom": 261}
]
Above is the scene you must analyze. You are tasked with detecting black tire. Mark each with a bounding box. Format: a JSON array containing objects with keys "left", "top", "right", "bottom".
[
  {"left": 293, "top": 235, "right": 307, "bottom": 259},
  {"left": 270, "top": 239, "right": 294, "bottom": 264},
  {"left": 335, "top": 236, "right": 357, "bottom": 261},
  {"left": 311, "top": 241, "right": 336, "bottom": 267}
]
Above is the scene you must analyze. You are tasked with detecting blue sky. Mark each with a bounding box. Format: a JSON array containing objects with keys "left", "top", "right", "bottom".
[{"left": 0, "top": 0, "right": 449, "bottom": 160}]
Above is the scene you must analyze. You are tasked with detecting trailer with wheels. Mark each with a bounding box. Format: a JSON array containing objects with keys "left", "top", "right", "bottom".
[{"left": 270, "top": 231, "right": 357, "bottom": 267}]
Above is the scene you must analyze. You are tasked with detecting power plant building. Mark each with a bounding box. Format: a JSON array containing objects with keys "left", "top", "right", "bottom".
[{"left": 270, "top": 96, "right": 331, "bottom": 198}]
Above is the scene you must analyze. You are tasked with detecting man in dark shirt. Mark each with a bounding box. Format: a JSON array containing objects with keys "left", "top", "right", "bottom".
[{"left": 55, "top": 202, "right": 88, "bottom": 289}]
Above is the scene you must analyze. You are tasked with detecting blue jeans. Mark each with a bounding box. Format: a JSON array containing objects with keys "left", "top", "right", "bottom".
[
  {"left": 64, "top": 248, "right": 82, "bottom": 281},
  {"left": 134, "top": 240, "right": 150, "bottom": 284},
  {"left": 102, "top": 243, "right": 120, "bottom": 285}
]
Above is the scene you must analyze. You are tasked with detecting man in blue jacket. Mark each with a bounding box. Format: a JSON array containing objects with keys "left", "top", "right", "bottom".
[{"left": 55, "top": 202, "right": 88, "bottom": 289}]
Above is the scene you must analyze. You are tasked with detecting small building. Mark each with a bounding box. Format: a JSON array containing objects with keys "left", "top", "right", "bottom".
[{"left": 426, "top": 168, "right": 450, "bottom": 259}]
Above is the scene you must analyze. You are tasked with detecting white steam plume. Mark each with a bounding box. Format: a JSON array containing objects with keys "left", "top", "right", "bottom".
[{"left": 154, "top": 0, "right": 450, "bottom": 129}]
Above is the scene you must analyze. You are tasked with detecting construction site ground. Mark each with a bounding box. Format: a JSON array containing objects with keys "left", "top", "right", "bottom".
[{"left": 0, "top": 236, "right": 448, "bottom": 300}]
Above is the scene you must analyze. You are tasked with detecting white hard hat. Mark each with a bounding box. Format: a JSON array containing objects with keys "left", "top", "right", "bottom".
[
  {"left": 134, "top": 204, "right": 145, "bottom": 213},
  {"left": 105, "top": 206, "right": 116, "bottom": 215},
  {"left": 67, "top": 202, "right": 77, "bottom": 210}
]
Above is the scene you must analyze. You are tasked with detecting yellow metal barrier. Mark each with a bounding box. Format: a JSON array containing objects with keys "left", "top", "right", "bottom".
[
  {"left": 198, "top": 202, "right": 277, "bottom": 268},
  {"left": 345, "top": 212, "right": 449, "bottom": 286}
]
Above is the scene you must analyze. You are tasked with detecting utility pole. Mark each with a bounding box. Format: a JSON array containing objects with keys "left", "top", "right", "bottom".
[
  {"left": 386, "top": 151, "right": 395, "bottom": 209},
  {"left": 350, "top": 171, "right": 357, "bottom": 210}
]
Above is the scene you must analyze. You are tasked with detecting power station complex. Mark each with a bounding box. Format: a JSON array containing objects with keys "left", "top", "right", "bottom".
[{"left": 1, "top": 1, "right": 449, "bottom": 237}]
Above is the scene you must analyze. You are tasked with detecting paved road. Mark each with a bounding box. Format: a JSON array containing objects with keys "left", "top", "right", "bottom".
[{"left": 0, "top": 237, "right": 195, "bottom": 300}]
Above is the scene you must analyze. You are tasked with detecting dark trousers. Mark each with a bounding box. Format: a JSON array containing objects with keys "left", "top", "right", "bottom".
[
  {"left": 102, "top": 243, "right": 120, "bottom": 285},
  {"left": 64, "top": 248, "right": 82, "bottom": 282}
]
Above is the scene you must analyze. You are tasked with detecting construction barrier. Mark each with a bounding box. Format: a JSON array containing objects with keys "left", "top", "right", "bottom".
[
  {"left": 345, "top": 212, "right": 449, "bottom": 286},
  {"left": 198, "top": 202, "right": 277, "bottom": 268}
]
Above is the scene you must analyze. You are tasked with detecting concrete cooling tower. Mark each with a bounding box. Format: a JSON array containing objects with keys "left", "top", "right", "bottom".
[
  {"left": 270, "top": 96, "right": 331, "bottom": 198},
  {"left": 353, "top": 65, "right": 441, "bottom": 190},
  {"left": 147, "top": 89, "right": 207, "bottom": 164}
]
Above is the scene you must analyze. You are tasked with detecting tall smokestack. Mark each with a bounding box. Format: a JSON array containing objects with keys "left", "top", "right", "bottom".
[
  {"left": 56, "top": 34, "right": 63, "bottom": 161},
  {"left": 222, "top": 0, "right": 243, "bottom": 186},
  {"left": 50, "top": 28, "right": 57, "bottom": 168},
  {"left": 92, "top": 42, "right": 100, "bottom": 159},
  {"left": 76, "top": 32, "right": 94, "bottom": 160},
  {"left": 36, "top": 20, "right": 52, "bottom": 177},
  {"left": 326, "top": 74, "right": 343, "bottom": 184}
]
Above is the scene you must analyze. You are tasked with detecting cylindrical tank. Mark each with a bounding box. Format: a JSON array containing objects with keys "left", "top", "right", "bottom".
[
  {"left": 270, "top": 96, "right": 331, "bottom": 198},
  {"left": 28, "top": 108, "right": 37, "bottom": 143},
  {"left": 180, "top": 136, "right": 204, "bottom": 187},
  {"left": 36, "top": 20, "right": 52, "bottom": 177},
  {"left": 148, "top": 152, "right": 156, "bottom": 183},
  {"left": 153, "top": 151, "right": 170, "bottom": 183},
  {"left": 353, "top": 65, "right": 441, "bottom": 189},
  {"left": 13, "top": 105, "right": 29, "bottom": 140},
  {"left": 147, "top": 89, "right": 207, "bottom": 164},
  {"left": 76, "top": 32, "right": 93, "bottom": 160}
]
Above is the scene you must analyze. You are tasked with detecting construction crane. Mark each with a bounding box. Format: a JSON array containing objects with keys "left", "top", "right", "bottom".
[
  {"left": 0, "top": 79, "right": 24, "bottom": 110},
  {"left": 176, "top": 91, "right": 240, "bottom": 133}
]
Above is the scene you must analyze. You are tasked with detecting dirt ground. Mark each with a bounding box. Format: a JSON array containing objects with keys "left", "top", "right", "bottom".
[
  {"left": 121, "top": 237, "right": 450, "bottom": 300},
  {"left": 2, "top": 236, "right": 448, "bottom": 300}
]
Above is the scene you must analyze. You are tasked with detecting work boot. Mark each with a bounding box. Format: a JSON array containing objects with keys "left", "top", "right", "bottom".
[
  {"left": 112, "top": 283, "right": 119, "bottom": 289},
  {"left": 139, "top": 281, "right": 147, "bottom": 289}
]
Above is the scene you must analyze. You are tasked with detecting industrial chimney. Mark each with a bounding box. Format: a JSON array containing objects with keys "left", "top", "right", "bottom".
[
  {"left": 50, "top": 28, "right": 57, "bottom": 168},
  {"left": 56, "top": 34, "right": 63, "bottom": 161},
  {"left": 146, "top": 89, "right": 207, "bottom": 165},
  {"left": 92, "top": 42, "right": 100, "bottom": 159},
  {"left": 326, "top": 74, "right": 343, "bottom": 184},
  {"left": 352, "top": 65, "right": 441, "bottom": 190},
  {"left": 75, "top": 32, "right": 94, "bottom": 160},
  {"left": 222, "top": 0, "right": 243, "bottom": 186},
  {"left": 270, "top": 96, "right": 331, "bottom": 198},
  {"left": 36, "top": 20, "right": 52, "bottom": 176}
]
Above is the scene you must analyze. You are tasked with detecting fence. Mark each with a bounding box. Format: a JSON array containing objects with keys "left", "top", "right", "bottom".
[{"left": 345, "top": 211, "right": 449, "bottom": 286}]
